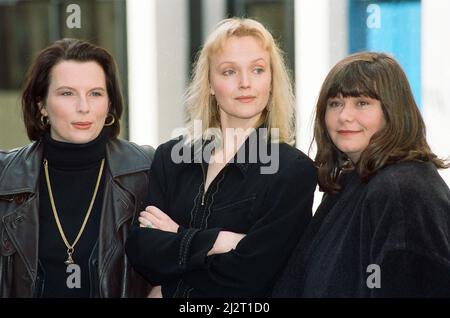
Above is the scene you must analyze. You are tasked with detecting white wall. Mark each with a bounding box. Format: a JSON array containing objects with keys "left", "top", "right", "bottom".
[
  {"left": 127, "top": 0, "right": 188, "bottom": 148},
  {"left": 126, "top": 0, "right": 158, "bottom": 147},
  {"left": 155, "top": 0, "right": 189, "bottom": 144},
  {"left": 202, "top": 0, "right": 226, "bottom": 41},
  {"left": 295, "top": 0, "right": 348, "bottom": 157},
  {"left": 295, "top": 0, "right": 348, "bottom": 212},
  {"left": 422, "top": 0, "right": 450, "bottom": 186}
]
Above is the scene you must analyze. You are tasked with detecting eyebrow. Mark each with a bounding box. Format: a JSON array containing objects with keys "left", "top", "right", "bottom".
[
  {"left": 218, "top": 58, "right": 267, "bottom": 67},
  {"left": 55, "top": 86, "right": 106, "bottom": 91}
]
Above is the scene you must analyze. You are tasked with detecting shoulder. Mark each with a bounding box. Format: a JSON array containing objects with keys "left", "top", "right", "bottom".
[
  {"left": 368, "top": 161, "right": 449, "bottom": 200},
  {"left": 0, "top": 142, "right": 41, "bottom": 194},
  {"left": 151, "top": 135, "right": 193, "bottom": 165},
  {"left": 108, "top": 138, "right": 155, "bottom": 162},
  {"left": 0, "top": 142, "right": 39, "bottom": 172},
  {"left": 106, "top": 139, "right": 155, "bottom": 176},
  {"left": 154, "top": 136, "right": 184, "bottom": 154},
  {"left": 365, "top": 161, "right": 450, "bottom": 254},
  {"left": 278, "top": 143, "right": 316, "bottom": 172},
  {"left": 270, "top": 143, "right": 317, "bottom": 185}
]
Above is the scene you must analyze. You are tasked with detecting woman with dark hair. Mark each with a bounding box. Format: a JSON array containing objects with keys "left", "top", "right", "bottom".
[
  {"left": 0, "top": 38, "right": 153, "bottom": 297},
  {"left": 273, "top": 52, "right": 450, "bottom": 297}
]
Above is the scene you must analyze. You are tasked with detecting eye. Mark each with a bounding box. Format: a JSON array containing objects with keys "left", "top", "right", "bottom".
[
  {"left": 357, "top": 100, "right": 369, "bottom": 107},
  {"left": 90, "top": 91, "right": 103, "bottom": 97},
  {"left": 61, "top": 91, "right": 73, "bottom": 96},
  {"left": 222, "top": 69, "right": 235, "bottom": 76},
  {"left": 252, "top": 67, "right": 265, "bottom": 74},
  {"left": 327, "top": 100, "right": 342, "bottom": 108}
]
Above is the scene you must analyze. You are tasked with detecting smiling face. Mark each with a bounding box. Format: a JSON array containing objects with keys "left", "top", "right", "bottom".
[
  {"left": 40, "top": 60, "right": 109, "bottom": 144},
  {"left": 325, "top": 95, "right": 386, "bottom": 163},
  {"left": 209, "top": 36, "right": 272, "bottom": 130}
]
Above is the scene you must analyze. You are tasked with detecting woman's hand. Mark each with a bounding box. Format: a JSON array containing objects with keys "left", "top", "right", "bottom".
[
  {"left": 208, "top": 231, "right": 246, "bottom": 256},
  {"left": 148, "top": 285, "right": 162, "bottom": 298},
  {"left": 139, "top": 206, "right": 179, "bottom": 233}
]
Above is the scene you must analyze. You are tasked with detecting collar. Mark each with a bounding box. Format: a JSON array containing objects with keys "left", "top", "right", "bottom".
[
  {"left": 180, "top": 125, "right": 273, "bottom": 176},
  {"left": 43, "top": 129, "right": 107, "bottom": 169}
]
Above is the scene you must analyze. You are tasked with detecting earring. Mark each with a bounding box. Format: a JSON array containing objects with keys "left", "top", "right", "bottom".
[
  {"left": 40, "top": 115, "right": 49, "bottom": 127},
  {"left": 104, "top": 114, "right": 115, "bottom": 126}
]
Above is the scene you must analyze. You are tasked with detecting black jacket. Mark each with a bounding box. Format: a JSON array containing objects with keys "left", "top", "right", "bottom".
[
  {"left": 273, "top": 161, "right": 450, "bottom": 297},
  {"left": 0, "top": 138, "right": 154, "bottom": 297},
  {"left": 126, "top": 131, "right": 318, "bottom": 297}
]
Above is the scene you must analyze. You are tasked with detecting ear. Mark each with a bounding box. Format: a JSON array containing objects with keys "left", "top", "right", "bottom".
[{"left": 210, "top": 85, "right": 215, "bottom": 96}]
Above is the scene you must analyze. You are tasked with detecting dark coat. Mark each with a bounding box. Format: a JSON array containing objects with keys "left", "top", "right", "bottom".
[
  {"left": 0, "top": 138, "right": 154, "bottom": 297},
  {"left": 273, "top": 161, "right": 450, "bottom": 297},
  {"left": 126, "top": 132, "right": 318, "bottom": 298}
]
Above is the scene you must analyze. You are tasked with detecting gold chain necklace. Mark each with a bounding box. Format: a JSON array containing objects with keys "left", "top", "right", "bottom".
[{"left": 43, "top": 158, "right": 105, "bottom": 265}]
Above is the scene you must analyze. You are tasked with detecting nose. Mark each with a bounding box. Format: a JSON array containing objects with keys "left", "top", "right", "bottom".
[
  {"left": 239, "top": 71, "right": 251, "bottom": 89},
  {"left": 338, "top": 102, "right": 355, "bottom": 123},
  {"left": 76, "top": 96, "right": 90, "bottom": 113}
]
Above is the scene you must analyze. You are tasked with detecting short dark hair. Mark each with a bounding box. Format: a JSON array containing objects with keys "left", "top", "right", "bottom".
[
  {"left": 313, "top": 52, "right": 448, "bottom": 194},
  {"left": 21, "top": 38, "right": 123, "bottom": 140}
]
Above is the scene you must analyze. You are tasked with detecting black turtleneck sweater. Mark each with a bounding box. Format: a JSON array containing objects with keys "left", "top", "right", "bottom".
[{"left": 38, "top": 130, "right": 107, "bottom": 298}]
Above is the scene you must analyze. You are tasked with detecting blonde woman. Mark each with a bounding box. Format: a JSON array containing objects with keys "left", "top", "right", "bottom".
[{"left": 126, "top": 18, "right": 317, "bottom": 297}]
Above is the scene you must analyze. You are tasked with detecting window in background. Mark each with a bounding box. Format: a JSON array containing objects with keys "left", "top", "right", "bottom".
[
  {"left": 0, "top": 0, "right": 127, "bottom": 149},
  {"left": 349, "top": 0, "right": 421, "bottom": 107},
  {"left": 227, "top": 0, "right": 295, "bottom": 74}
]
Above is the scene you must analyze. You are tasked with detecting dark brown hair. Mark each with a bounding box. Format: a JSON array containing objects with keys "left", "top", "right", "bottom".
[
  {"left": 313, "top": 52, "right": 448, "bottom": 194},
  {"left": 21, "top": 38, "right": 123, "bottom": 140}
]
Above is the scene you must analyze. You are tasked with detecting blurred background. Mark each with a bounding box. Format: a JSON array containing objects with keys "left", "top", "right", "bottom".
[{"left": 1, "top": 0, "right": 449, "bottom": 194}]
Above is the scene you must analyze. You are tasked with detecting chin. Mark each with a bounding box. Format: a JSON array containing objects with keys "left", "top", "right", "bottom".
[
  {"left": 336, "top": 145, "right": 362, "bottom": 155},
  {"left": 232, "top": 111, "right": 264, "bottom": 120}
]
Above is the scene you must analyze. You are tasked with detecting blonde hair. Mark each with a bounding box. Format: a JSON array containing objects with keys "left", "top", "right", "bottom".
[{"left": 184, "top": 17, "right": 295, "bottom": 145}]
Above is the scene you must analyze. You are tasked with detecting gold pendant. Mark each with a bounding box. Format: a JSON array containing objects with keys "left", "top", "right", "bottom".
[{"left": 65, "top": 254, "right": 74, "bottom": 265}]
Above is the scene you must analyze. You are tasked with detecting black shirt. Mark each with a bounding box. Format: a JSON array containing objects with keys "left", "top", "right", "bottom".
[
  {"left": 38, "top": 131, "right": 106, "bottom": 297},
  {"left": 126, "top": 128, "right": 318, "bottom": 297},
  {"left": 272, "top": 161, "right": 450, "bottom": 297}
]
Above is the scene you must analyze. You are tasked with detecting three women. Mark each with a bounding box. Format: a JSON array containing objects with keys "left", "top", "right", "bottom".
[{"left": 2, "top": 20, "right": 449, "bottom": 299}]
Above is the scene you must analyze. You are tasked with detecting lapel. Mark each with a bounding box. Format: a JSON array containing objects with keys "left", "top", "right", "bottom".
[
  {"left": 1, "top": 141, "right": 43, "bottom": 283},
  {"left": 97, "top": 139, "right": 151, "bottom": 284}
]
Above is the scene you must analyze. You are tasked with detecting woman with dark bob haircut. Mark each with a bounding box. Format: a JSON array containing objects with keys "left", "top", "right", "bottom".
[
  {"left": 0, "top": 38, "right": 154, "bottom": 297},
  {"left": 273, "top": 52, "right": 450, "bottom": 297}
]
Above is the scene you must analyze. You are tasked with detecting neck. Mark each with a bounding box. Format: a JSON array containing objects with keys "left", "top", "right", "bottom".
[
  {"left": 43, "top": 128, "right": 108, "bottom": 169},
  {"left": 219, "top": 113, "right": 262, "bottom": 132},
  {"left": 219, "top": 114, "right": 262, "bottom": 156}
]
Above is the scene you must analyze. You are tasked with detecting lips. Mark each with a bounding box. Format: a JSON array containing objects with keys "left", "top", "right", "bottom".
[
  {"left": 337, "top": 130, "right": 362, "bottom": 135},
  {"left": 72, "top": 122, "right": 92, "bottom": 130},
  {"left": 235, "top": 96, "right": 256, "bottom": 103}
]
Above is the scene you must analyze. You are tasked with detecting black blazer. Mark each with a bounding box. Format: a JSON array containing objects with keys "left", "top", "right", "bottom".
[{"left": 126, "top": 129, "right": 318, "bottom": 297}]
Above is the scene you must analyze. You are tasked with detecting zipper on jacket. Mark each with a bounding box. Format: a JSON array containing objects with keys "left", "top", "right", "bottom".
[{"left": 199, "top": 160, "right": 229, "bottom": 207}]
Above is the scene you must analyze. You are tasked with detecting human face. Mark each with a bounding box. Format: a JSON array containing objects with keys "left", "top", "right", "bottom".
[
  {"left": 40, "top": 60, "right": 109, "bottom": 144},
  {"left": 325, "top": 95, "right": 386, "bottom": 163},
  {"left": 209, "top": 36, "right": 271, "bottom": 130}
]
